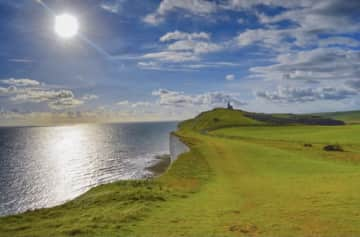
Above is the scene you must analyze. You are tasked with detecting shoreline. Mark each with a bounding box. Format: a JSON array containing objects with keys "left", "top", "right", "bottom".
[
  {"left": 0, "top": 132, "right": 188, "bottom": 218},
  {"left": 145, "top": 154, "right": 171, "bottom": 176},
  {"left": 3, "top": 109, "right": 359, "bottom": 236}
]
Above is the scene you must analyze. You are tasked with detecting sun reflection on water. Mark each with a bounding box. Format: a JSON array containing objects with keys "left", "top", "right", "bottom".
[{"left": 0, "top": 122, "right": 177, "bottom": 216}]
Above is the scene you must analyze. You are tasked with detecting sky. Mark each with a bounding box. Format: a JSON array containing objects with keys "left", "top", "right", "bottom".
[{"left": 0, "top": 0, "right": 360, "bottom": 126}]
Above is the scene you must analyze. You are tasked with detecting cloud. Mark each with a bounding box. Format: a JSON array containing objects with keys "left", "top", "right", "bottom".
[
  {"left": 256, "top": 86, "right": 357, "bottom": 103},
  {"left": 231, "top": 1, "right": 360, "bottom": 53},
  {"left": 48, "top": 98, "right": 84, "bottom": 110},
  {"left": 116, "top": 100, "right": 152, "bottom": 108},
  {"left": 143, "top": 0, "right": 217, "bottom": 25},
  {"left": 319, "top": 37, "right": 360, "bottom": 48},
  {"left": 8, "top": 59, "right": 33, "bottom": 63},
  {"left": 11, "top": 89, "right": 74, "bottom": 103},
  {"left": 258, "top": 1, "right": 360, "bottom": 34},
  {"left": 346, "top": 80, "right": 360, "bottom": 91},
  {"left": 0, "top": 86, "right": 17, "bottom": 95},
  {"left": 236, "top": 28, "right": 297, "bottom": 51},
  {"left": 2, "top": 78, "right": 40, "bottom": 87},
  {"left": 152, "top": 88, "right": 245, "bottom": 108},
  {"left": 81, "top": 94, "right": 99, "bottom": 101},
  {"left": 250, "top": 48, "right": 360, "bottom": 81},
  {"left": 160, "top": 31, "right": 210, "bottom": 42},
  {"left": 251, "top": 1, "right": 360, "bottom": 50},
  {"left": 225, "top": 74, "right": 235, "bottom": 81},
  {"left": 143, "top": 0, "right": 309, "bottom": 25},
  {"left": 142, "top": 51, "right": 200, "bottom": 62},
  {"left": 10, "top": 89, "right": 84, "bottom": 110},
  {"left": 131, "top": 101, "right": 151, "bottom": 108},
  {"left": 117, "top": 100, "right": 129, "bottom": 105},
  {"left": 142, "top": 31, "right": 222, "bottom": 63},
  {"left": 137, "top": 61, "right": 244, "bottom": 71},
  {"left": 0, "top": 79, "right": 87, "bottom": 110},
  {"left": 223, "top": 0, "right": 312, "bottom": 9},
  {"left": 168, "top": 39, "right": 222, "bottom": 54},
  {"left": 100, "top": 0, "right": 123, "bottom": 13}
]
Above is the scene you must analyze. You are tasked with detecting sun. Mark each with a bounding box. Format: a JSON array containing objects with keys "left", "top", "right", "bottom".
[{"left": 54, "top": 14, "right": 79, "bottom": 39}]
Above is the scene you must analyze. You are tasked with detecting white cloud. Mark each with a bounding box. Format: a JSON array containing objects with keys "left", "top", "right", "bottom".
[
  {"left": 256, "top": 86, "right": 357, "bottom": 103},
  {"left": 0, "top": 86, "right": 17, "bottom": 96},
  {"left": 168, "top": 39, "right": 222, "bottom": 54},
  {"left": 81, "top": 94, "right": 99, "bottom": 101},
  {"left": 117, "top": 100, "right": 129, "bottom": 105},
  {"left": 250, "top": 48, "right": 360, "bottom": 81},
  {"left": 48, "top": 98, "right": 84, "bottom": 110},
  {"left": 2, "top": 78, "right": 40, "bottom": 87},
  {"left": 9, "top": 89, "right": 84, "bottom": 110},
  {"left": 143, "top": 0, "right": 217, "bottom": 25},
  {"left": 257, "top": 1, "right": 360, "bottom": 34},
  {"left": 319, "top": 37, "right": 360, "bottom": 48},
  {"left": 11, "top": 89, "right": 74, "bottom": 103},
  {"left": 225, "top": 74, "right": 235, "bottom": 81},
  {"left": 152, "top": 88, "right": 245, "bottom": 108},
  {"left": 231, "top": 1, "right": 360, "bottom": 53},
  {"left": 142, "top": 51, "right": 199, "bottom": 62},
  {"left": 143, "top": 14, "right": 163, "bottom": 25},
  {"left": 137, "top": 61, "right": 243, "bottom": 71},
  {"left": 223, "top": 0, "right": 312, "bottom": 9},
  {"left": 131, "top": 101, "right": 152, "bottom": 108},
  {"left": 0, "top": 79, "right": 89, "bottom": 110},
  {"left": 142, "top": 31, "right": 222, "bottom": 63},
  {"left": 236, "top": 28, "right": 292, "bottom": 50},
  {"left": 8, "top": 59, "right": 33, "bottom": 63},
  {"left": 160, "top": 31, "right": 210, "bottom": 42},
  {"left": 100, "top": 0, "right": 123, "bottom": 13}
]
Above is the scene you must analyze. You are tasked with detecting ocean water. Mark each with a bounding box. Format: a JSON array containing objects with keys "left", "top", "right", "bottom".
[{"left": 0, "top": 122, "right": 177, "bottom": 216}]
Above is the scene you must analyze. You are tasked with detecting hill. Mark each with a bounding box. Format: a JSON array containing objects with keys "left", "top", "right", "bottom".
[
  {"left": 312, "top": 110, "right": 360, "bottom": 124},
  {"left": 179, "top": 108, "right": 345, "bottom": 132},
  {"left": 179, "top": 108, "right": 264, "bottom": 131}
]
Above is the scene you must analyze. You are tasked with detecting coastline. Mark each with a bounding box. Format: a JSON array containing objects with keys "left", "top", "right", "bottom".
[
  {"left": 146, "top": 133, "right": 190, "bottom": 177},
  {"left": 0, "top": 123, "right": 206, "bottom": 236},
  {"left": 2, "top": 109, "right": 360, "bottom": 236},
  {"left": 0, "top": 131, "right": 190, "bottom": 216}
]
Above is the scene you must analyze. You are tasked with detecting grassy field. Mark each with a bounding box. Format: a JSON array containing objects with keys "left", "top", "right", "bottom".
[{"left": 1, "top": 108, "right": 360, "bottom": 236}]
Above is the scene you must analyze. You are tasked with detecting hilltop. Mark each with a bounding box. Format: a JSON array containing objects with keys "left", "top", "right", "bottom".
[{"left": 180, "top": 108, "right": 345, "bottom": 132}]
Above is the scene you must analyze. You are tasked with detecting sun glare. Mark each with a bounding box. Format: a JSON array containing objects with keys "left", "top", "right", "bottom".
[{"left": 54, "top": 14, "right": 79, "bottom": 39}]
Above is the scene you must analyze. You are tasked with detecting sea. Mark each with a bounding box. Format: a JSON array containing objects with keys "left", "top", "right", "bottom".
[{"left": 0, "top": 122, "right": 178, "bottom": 217}]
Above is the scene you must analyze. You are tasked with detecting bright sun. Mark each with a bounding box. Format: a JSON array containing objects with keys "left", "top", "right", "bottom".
[{"left": 54, "top": 14, "right": 79, "bottom": 39}]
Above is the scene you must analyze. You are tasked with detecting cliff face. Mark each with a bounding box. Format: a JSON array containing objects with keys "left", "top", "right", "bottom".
[{"left": 169, "top": 133, "right": 189, "bottom": 162}]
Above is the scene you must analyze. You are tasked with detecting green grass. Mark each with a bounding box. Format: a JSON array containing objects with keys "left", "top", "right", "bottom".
[
  {"left": 1, "top": 109, "right": 360, "bottom": 236},
  {"left": 211, "top": 125, "right": 360, "bottom": 145},
  {"left": 179, "top": 108, "right": 264, "bottom": 132}
]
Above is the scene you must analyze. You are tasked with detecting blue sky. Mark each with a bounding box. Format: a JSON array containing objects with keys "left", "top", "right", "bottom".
[{"left": 0, "top": 0, "right": 360, "bottom": 125}]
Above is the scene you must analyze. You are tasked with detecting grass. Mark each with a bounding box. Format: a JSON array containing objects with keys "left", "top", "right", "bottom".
[
  {"left": 1, "top": 108, "right": 360, "bottom": 236},
  {"left": 211, "top": 124, "right": 360, "bottom": 145}
]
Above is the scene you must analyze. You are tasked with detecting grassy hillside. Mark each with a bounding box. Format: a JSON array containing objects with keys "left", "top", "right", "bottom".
[
  {"left": 179, "top": 108, "right": 344, "bottom": 132},
  {"left": 313, "top": 110, "right": 360, "bottom": 124},
  {"left": 1, "top": 109, "right": 360, "bottom": 236},
  {"left": 179, "top": 108, "right": 265, "bottom": 131}
]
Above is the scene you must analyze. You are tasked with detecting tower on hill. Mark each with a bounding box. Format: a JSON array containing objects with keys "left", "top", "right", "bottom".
[{"left": 227, "top": 101, "right": 233, "bottom": 110}]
